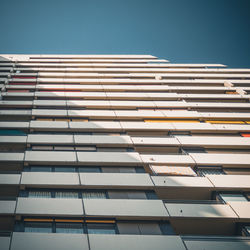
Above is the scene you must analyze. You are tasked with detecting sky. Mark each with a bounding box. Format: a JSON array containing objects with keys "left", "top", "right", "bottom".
[{"left": 0, "top": 0, "right": 250, "bottom": 68}]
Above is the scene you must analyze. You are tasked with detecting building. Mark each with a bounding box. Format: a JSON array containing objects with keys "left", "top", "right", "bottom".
[{"left": 0, "top": 54, "right": 250, "bottom": 250}]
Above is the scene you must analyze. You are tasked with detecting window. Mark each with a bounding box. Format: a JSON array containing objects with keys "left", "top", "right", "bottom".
[
  {"left": 24, "top": 222, "right": 52, "bottom": 233},
  {"left": 97, "top": 147, "right": 128, "bottom": 152},
  {"left": 145, "top": 191, "right": 158, "bottom": 200},
  {"left": 159, "top": 222, "right": 175, "bottom": 235},
  {"left": 183, "top": 147, "right": 206, "bottom": 153},
  {"left": 87, "top": 223, "right": 116, "bottom": 234},
  {"left": 56, "top": 223, "right": 83, "bottom": 234},
  {"left": 54, "top": 167, "right": 76, "bottom": 172},
  {"left": 29, "top": 166, "right": 52, "bottom": 172},
  {"left": 218, "top": 193, "right": 248, "bottom": 203},
  {"left": 25, "top": 166, "right": 101, "bottom": 173},
  {"left": 0, "top": 129, "right": 26, "bottom": 136},
  {"left": 28, "top": 191, "right": 51, "bottom": 198},
  {"left": 82, "top": 191, "right": 107, "bottom": 199},
  {"left": 79, "top": 167, "right": 101, "bottom": 173},
  {"left": 242, "top": 225, "right": 250, "bottom": 236},
  {"left": 75, "top": 146, "right": 96, "bottom": 151},
  {"left": 196, "top": 167, "right": 225, "bottom": 176},
  {"left": 135, "top": 167, "right": 145, "bottom": 173},
  {"left": 55, "top": 191, "right": 79, "bottom": 199}
]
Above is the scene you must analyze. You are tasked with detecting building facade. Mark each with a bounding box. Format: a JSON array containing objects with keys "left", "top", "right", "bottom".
[{"left": 0, "top": 54, "right": 250, "bottom": 249}]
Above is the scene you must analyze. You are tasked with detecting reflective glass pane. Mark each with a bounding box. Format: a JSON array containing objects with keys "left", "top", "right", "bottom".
[
  {"left": 79, "top": 167, "right": 101, "bottom": 173},
  {"left": 56, "top": 223, "right": 83, "bottom": 234},
  {"left": 29, "top": 191, "right": 51, "bottom": 198},
  {"left": 197, "top": 168, "right": 225, "bottom": 176},
  {"left": 220, "top": 194, "right": 248, "bottom": 202},
  {"left": 87, "top": 224, "right": 116, "bottom": 234},
  {"left": 82, "top": 191, "right": 106, "bottom": 199},
  {"left": 30, "top": 167, "right": 52, "bottom": 172},
  {"left": 25, "top": 222, "right": 52, "bottom": 233},
  {"left": 54, "top": 167, "right": 76, "bottom": 172},
  {"left": 55, "top": 192, "right": 78, "bottom": 199}
]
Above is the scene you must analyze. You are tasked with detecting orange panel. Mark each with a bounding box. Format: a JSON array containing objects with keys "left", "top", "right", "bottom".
[
  {"left": 24, "top": 218, "right": 53, "bottom": 222},
  {"left": 150, "top": 165, "right": 197, "bottom": 176},
  {"left": 206, "top": 120, "right": 245, "bottom": 124},
  {"left": 55, "top": 219, "right": 84, "bottom": 223},
  {"left": 85, "top": 220, "right": 115, "bottom": 224},
  {"left": 144, "top": 120, "right": 199, "bottom": 123},
  {"left": 71, "top": 119, "right": 88, "bottom": 122},
  {"left": 241, "top": 133, "right": 250, "bottom": 137}
]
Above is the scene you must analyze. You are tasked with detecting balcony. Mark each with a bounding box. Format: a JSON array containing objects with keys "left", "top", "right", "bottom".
[
  {"left": 80, "top": 173, "right": 153, "bottom": 188},
  {"left": 0, "top": 235, "right": 10, "bottom": 250},
  {"left": 141, "top": 154, "right": 195, "bottom": 165},
  {"left": 10, "top": 232, "right": 89, "bottom": 250},
  {"left": 16, "top": 198, "right": 84, "bottom": 216},
  {"left": 207, "top": 175, "right": 250, "bottom": 189},
  {"left": 21, "top": 172, "right": 80, "bottom": 186},
  {"left": 0, "top": 174, "right": 21, "bottom": 185},
  {"left": 77, "top": 152, "right": 141, "bottom": 166},
  {"left": 24, "top": 151, "right": 77, "bottom": 164},
  {"left": 83, "top": 199, "right": 169, "bottom": 219},
  {"left": 9, "top": 233, "right": 187, "bottom": 250},
  {"left": 164, "top": 203, "right": 237, "bottom": 219},
  {"left": 190, "top": 153, "right": 250, "bottom": 167},
  {"left": 183, "top": 236, "right": 250, "bottom": 250},
  {"left": 0, "top": 200, "right": 16, "bottom": 214},
  {"left": 227, "top": 202, "right": 250, "bottom": 219},
  {"left": 88, "top": 234, "right": 186, "bottom": 250}
]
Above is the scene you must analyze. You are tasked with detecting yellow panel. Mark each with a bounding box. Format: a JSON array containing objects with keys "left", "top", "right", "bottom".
[
  {"left": 85, "top": 220, "right": 115, "bottom": 224},
  {"left": 24, "top": 218, "right": 53, "bottom": 222},
  {"left": 226, "top": 91, "right": 238, "bottom": 95},
  {"left": 245, "top": 121, "right": 250, "bottom": 124},
  {"left": 144, "top": 120, "right": 200, "bottom": 123},
  {"left": 206, "top": 120, "right": 245, "bottom": 124}
]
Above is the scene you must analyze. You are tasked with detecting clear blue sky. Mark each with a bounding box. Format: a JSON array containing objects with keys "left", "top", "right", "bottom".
[{"left": 0, "top": 0, "right": 249, "bottom": 68}]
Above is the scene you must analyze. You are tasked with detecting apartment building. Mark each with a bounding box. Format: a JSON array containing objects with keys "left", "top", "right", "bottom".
[{"left": 0, "top": 54, "right": 250, "bottom": 250}]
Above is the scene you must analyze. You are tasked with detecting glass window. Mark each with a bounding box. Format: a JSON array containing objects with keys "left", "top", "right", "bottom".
[
  {"left": 24, "top": 222, "right": 52, "bottom": 233},
  {"left": 55, "top": 191, "right": 79, "bottom": 199},
  {"left": 159, "top": 222, "right": 175, "bottom": 235},
  {"left": 242, "top": 225, "right": 250, "bottom": 236},
  {"left": 54, "top": 167, "right": 76, "bottom": 172},
  {"left": 219, "top": 193, "right": 248, "bottom": 203},
  {"left": 87, "top": 223, "right": 116, "bottom": 234},
  {"left": 197, "top": 168, "right": 225, "bottom": 176},
  {"left": 0, "top": 129, "right": 26, "bottom": 136},
  {"left": 75, "top": 146, "right": 96, "bottom": 151},
  {"left": 126, "top": 148, "right": 135, "bottom": 152},
  {"left": 183, "top": 147, "right": 206, "bottom": 153},
  {"left": 56, "top": 223, "right": 83, "bottom": 234},
  {"left": 29, "top": 191, "right": 51, "bottom": 198},
  {"left": 135, "top": 167, "right": 145, "bottom": 173},
  {"left": 30, "top": 166, "right": 52, "bottom": 172},
  {"left": 146, "top": 191, "right": 158, "bottom": 200},
  {"left": 79, "top": 167, "right": 101, "bottom": 173},
  {"left": 82, "top": 191, "right": 106, "bottom": 199}
]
